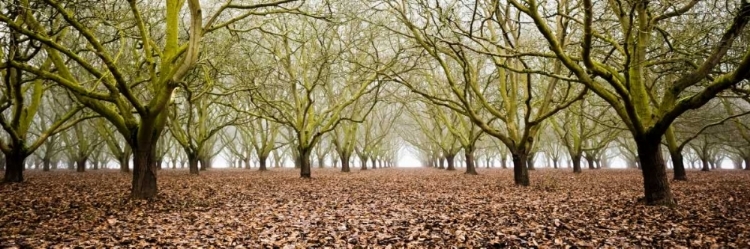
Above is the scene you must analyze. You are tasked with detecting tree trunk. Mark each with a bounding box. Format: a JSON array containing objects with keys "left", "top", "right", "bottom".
[
  {"left": 294, "top": 153, "right": 302, "bottom": 169},
  {"left": 572, "top": 154, "right": 582, "bottom": 173},
  {"left": 670, "top": 149, "right": 687, "bottom": 181},
  {"left": 360, "top": 156, "right": 368, "bottom": 170},
  {"left": 511, "top": 152, "right": 530, "bottom": 186},
  {"left": 76, "top": 157, "right": 87, "bottom": 172},
  {"left": 318, "top": 156, "right": 325, "bottom": 169},
  {"left": 465, "top": 149, "right": 477, "bottom": 175},
  {"left": 300, "top": 147, "right": 312, "bottom": 178},
  {"left": 371, "top": 158, "right": 377, "bottom": 169},
  {"left": 341, "top": 152, "right": 351, "bottom": 172},
  {"left": 131, "top": 142, "right": 158, "bottom": 199},
  {"left": 199, "top": 157, "right": 208, "bottom": 171},
  {"left": 553, "top": 158, "right": 559, "bottom": 169},
  {"left": 259, "top": 155, "right": 268, "bottom": 171},
  {"left": 3, "top": 151, "right": 27, "bottom": 183},
  {"left": 526, "top": 153, "right": 535, "bottom": 170},
  {"left": 188, "top": 154, "right": 199, "bottom": 175},
  {"left": 446, "top": 154, "right": 456, "bottom": 171},
  {"left": 500, "top": 155, "right": 508, "bottom": 169},
  {"left": 119, "top": 154, "right": 130, "bottom": 173},
  {"left": 42, "top": 158, "right": 51, "bottom": 172},
  {"left": 586, "top": 156, "right": 596, "bottom": 169},
  {"left": 701, "top": 158, "right": 710, "bottom": 172},
  {"left": 438, "top": 157, "right": 445, "bottom": 169},
  {"left": 635, "top": 136, "right": 676, "bottom": 206},
  {"left": 744, "top": 156, "right": 750, "bottom": 170}
]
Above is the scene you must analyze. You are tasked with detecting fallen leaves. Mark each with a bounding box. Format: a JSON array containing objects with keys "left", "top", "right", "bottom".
[{"left": 0, "top": 168, "right": 749, "bottom": 248}]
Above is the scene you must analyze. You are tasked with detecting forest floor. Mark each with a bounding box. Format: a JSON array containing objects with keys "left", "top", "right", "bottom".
[{"left": 1, "top": 168, "right": 749, "bottom": 248}]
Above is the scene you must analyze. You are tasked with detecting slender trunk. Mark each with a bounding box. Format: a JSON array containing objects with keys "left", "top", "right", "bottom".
[
  {"left": 188, "top": 153, "right": 199, "bottom": 175},
  {"left": 259, "top": 155, "right": 268, "bottom": 171},
  {"left": 76, "top": 157, "right": 87, "bottom": 172},
  {"left": 670, "top": 149, "right": 687, "bottom": 181},
  {"left": 341, "top": 152, "right": 351, "bottom": 172},
  {"left": 119, "top": 154, "right": 130, "bottom": 173},
  {"left": 360, "top": 156, "right": 368, "bottom": 170},
  {"left": 485, "top": 157, "right": 491, "bottom": 168},
  {"left": 199, "top": 157, "right": 208, "bottom": 171},
  {"left": 300, "top": 147, "right": 312, "bottom": 178},
  {"left": 465, "top": 149, "right": 477, "bottom": 175},
  {"left": 586, "top": 156, "right": 596, "bottom": 169},
  {"left": 635, "top": 136, "right": 676, "bottom": 206},
  {"left": 511, "top": 152, "right": 530, "bottom": 186},
  {"left": 318, "top": 156, "right": 325, "bottom": 169},
  {"left": 553, "top": 158, "right": 559, "bottom": 169},
  {"left": 572, "top": 154, "right": 582, "bottom": 173},
  {"left": 3, "top": 151, "right": 27, "bottom": 183},
  {"left": 526, "top": 153, "right": 535, "bottom": 170},
  {"left": 446, "top": 154, "right": 456, "bottom": 171},
  {"left": 371, "top": 158, "right": 377, "bottom": 169}
]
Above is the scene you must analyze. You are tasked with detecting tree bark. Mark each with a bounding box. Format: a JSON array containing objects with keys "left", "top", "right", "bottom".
[
  {"left": 188, "top": 154, "right": 199, "bottom": 175},
  {"left": 500, "top": 155, "right": 508, "bottom": 169},
  {"left": 636, "top": 136, "right": 676, "bottom": 206},
  {"left": 465, "top": 149, "right": 477, "bottom": 175},
  {"left": 701, "top": 158, "right": 710, "bottom": 172},
  {"left": 371, "top": 158, "right": 377, "bottom": 169},
  {"left": 300, "top": 147, "right": 312, "bottom": 178},
  {"left": 670, "top": 149, "right": 687, "bottom": 181},
  {"left": 526, "top": 152, "right": 536, "bottom": 170},
  {"left": 259, "top": 155, "right": 268, "bottom": 171},
  {"left": 131, "top": 142, "right": 158, "bottom": 199},
  {"left": 553, "top": 158, "right": 559, "bottom": 169},
  {"left": 438, "top": 157, "right": 445, "bottom": 169},
  {"left": 119, "top": 152, "right": 131, "bottom": 173},
  {"left": 511, "top": 152, "right": 530, "bottom": 186},
  {"left": 586, "top": 156, "right": 596, "bottom": 169},
  {"left": 446, "top": 154, "right": 456, "bottom": 171},
  {"left": 572, "top": 154, "right": 582, "bottom": 173},
  {"left": 360, "top": 156, "right": 368, "bottom": 170},
  {"left": 42, "top": 158, "right": 51, "bottom": 172},
  {"left": 76, "top": 158, "right": 87, "bottom": 172},
  {"left": 340, "top": 152, "right": 351, "bottom": 172},
  {"left": 3, "top": 151, "right": 26, "bottom": 183},
  {"left": 199, "top": 157, "right": 208, "bottom": 171}
]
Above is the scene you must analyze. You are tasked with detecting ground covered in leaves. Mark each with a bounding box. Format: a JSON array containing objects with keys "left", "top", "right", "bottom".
[{"left": 1, "top": 168, "right": 749, "bottom": 248}]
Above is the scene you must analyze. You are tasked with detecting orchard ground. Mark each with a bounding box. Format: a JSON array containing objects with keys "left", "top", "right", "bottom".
[{"left": 1, "top": 168, "right": 748, "bottom": 248}]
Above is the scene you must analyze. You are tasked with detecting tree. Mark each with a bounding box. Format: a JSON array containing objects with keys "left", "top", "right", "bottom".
[
  {"left": 0, "top": 5, "right": 82, "bottom": 182},
  {"left": 1, "top": 0, "right": 304, "bottom": 198},
  {"left": 509, "top": 0, "right": 750, "bottom": 205},
  {"left": 236, "top": 3, "right": 404, "bottom": 177},
  {"left": 383, "top": 0, "right": 585, "bottom": 186}
]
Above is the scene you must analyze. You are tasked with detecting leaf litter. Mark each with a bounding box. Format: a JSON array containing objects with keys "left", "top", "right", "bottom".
[{"left": 1, "top": 168, "right": 748, "bottom": 248}]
